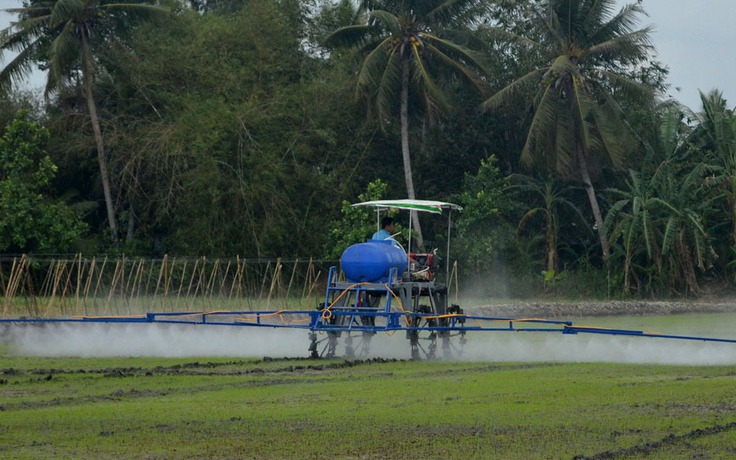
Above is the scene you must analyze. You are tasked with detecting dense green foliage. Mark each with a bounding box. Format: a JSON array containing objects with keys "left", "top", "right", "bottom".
[
  {"left": 1, "top": 0, "right": 736, "bottom": 297},
  {"left": 0, "top": 112, "right": 87, "bottom": 253}
]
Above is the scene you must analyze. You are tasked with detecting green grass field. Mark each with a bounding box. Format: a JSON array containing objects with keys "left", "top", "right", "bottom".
[{"left": 3, "top": 352, "right": 736, "bottom": 459}]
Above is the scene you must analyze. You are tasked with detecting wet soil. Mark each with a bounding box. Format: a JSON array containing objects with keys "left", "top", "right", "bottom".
[{"left": 471, "top": 299, "right": 736, "bottom": 318}]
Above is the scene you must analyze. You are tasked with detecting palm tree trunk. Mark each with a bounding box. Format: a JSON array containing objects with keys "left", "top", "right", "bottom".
[
  {"left": 400, "top": 57, "right": 423, "bottom": 249},
  {"left": 82, "top": 36, "right": 118, "bottom": 243},
  {"left": 576, "top": 146, "right": 609, "bottom": 261}
]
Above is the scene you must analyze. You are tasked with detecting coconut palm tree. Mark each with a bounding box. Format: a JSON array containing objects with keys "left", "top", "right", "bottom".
[
  {"left": 482, "top": 0, "right": 654, "bottom": 261},
  {"left": 0, "top": 0, "right": 168, "bottom": 243},
  {"left": 326, "top": 0, "right": 489, "bottom": 248}
]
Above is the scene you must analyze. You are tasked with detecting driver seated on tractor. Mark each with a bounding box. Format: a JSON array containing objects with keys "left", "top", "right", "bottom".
[
  {"left": 372, "top": 216, "right": 430, "bottom": 279},
  {"left": 371, "top": 216, "right": 401, "bottom": 247}
]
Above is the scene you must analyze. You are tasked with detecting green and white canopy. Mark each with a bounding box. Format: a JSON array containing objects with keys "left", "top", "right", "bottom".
[{"left": 352, "top": 199, "right": 462, "bottom": 214}]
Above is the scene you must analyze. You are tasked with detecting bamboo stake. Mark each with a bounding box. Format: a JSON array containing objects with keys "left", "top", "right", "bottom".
[
  {"left": 0, "top": 260, "right": 7, "bottom": 301},
  {"left": 3, "top": 256, "right": 27, "bottom": 317},
  {"left": 301, "top": 258, "right": 312, "bottom": 299},
  {"left": 206, "top": 258, "right": 219, "bottom": 303},
  {"left": 107, "top": 259, "right": 123, "bottom": 315},
  {"left": 15, "top": 256, "right": 29, "bottom": 316},
  {"left": 187, "top": 258, "right": 200, "bottom": 304},
  {"left": 144, "top": 258, "right": 155, "bottom": 303},
  {"left": 286, "top": 258, "right": 298, "bottom": 302},
  {"left": 129, "top": 258, "right": 145, "bottom": 313},
  {"left": 93, "top": 257, "right": 108, "bottom": 314},
  {"left": 229, "top": 256, "right": 238, "bottom": 300},
  {"left": 45, "top": 259, "right": 64, "bottom": 316},
  {"left": 83, "top": 257, "right": 96, "bottom": 315},
  {"left": 120, "top": 255, "right": 127, "bottom": 311},
  {"left": 304, "top": 263, "right": 313, "bottom": 300},
  {"left": 167, "top": 256, "right": 177, "bottom": 311},
  {"left": 258, "top": 260, "right": 272, "bottom": 300},
  {"left": 25, "top": 270, "right": 39, "bottom": 317},
  {"left": 2, "top": 256, "right": 18, "bottom": 317},
  {"left": 176, "top": 259, "right": 188, "bottom": 311},
  {"left": 124, "top": 257, "right": 137, "bottom": 308},
  {"left": 201, "top": 257, "right": 209, "bottom": 302},
  {"left": 43, "top": 258, "right": 57, "bottom": 316},
  {"left": 59, "top": 259, "right": 76, "bottom": 315},
  {"left": 75, "top": 253, "right": 82, "bottom": 314},
  {"left": 306, "top": 270, "right": 321, "bottom": 299},
  {"left": 231, "top": 256, "right": 245, "bottom": 305},
  {"left": 219, "top": 259, "right": 232, "bottom": 305},
  {"left": 164, "top": 255, "right": 174, "bottom": 311},
  {"left": 266, "top": 259, "right": 282, "bottom": 309},
  {"left": 38, "top": 261, "right": 52, "bottom": 307},
  {"left": 154, "top": 255, "right": 166, "bottom": 309},
  {"left": 244, "top": 258, "right": 254, "bottom": 300}
]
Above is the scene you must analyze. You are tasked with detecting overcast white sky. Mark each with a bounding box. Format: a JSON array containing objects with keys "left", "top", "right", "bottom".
[
  {"left": 630, "top": 0, "right": 736, "bottom": 110},
  {"left": 1, "top": 0, "right": 735, "bottom": 110}
]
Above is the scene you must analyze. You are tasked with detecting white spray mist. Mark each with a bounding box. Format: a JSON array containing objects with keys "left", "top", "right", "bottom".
[{"left": 5, "top": 323, "right": 736, "bottom": 364}]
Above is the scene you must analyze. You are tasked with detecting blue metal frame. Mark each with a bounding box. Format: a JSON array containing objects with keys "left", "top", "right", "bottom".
[{"left": 3, "top": 309, "right": 736, "bottom": 345}]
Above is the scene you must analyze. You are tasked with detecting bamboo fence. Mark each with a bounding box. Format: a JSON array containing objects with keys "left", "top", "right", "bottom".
[{"left": 0, "top": 255, "right": 335, "bottom": 318}]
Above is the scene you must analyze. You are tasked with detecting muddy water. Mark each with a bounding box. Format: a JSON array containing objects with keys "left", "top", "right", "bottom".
[{"left": 572, "top": 312, "right": 736, "bottom": 340}]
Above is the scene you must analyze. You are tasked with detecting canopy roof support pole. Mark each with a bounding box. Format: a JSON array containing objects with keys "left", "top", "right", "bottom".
[
  {"left": 446, "top": 210, "right": 453, "bottom": 283},
  {"left": 407, "top": 211, "right": 413, "bottom": 256}
]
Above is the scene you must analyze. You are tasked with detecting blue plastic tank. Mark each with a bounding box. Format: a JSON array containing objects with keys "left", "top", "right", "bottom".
[{"left": 341, "top": 240, "right": 407, "bottom": 283}]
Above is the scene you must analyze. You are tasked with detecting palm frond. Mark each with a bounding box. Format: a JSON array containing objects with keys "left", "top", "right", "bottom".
[
  {"left": 540, "top": 1, "right": 565, "bottom": 50},
  {"left": 374, "top": 47, "right": 402, "bottom": 122},
  {"left": 427, "top": 0, "right": 489, "bottom": 26},
  {"left": 586, "top": 28, "right": 653, "bottom": 64},
  {"left": 48, "top": 21, "right": 82, "bottom": 88},
  {"left": 477, "top": 24, "right": 539, "bottom": 48},
  {"left": 1, "top": 47, "right": 38, "bottom": 92},
  {"left": 481, "top": 67, "right": 547, "bottom": 112},
  {"left": 570, "top": 70, "right": 593, "bottom": 152},
  {"left": 100, "top": 3, "right": 170, "bottom": 18},
  {"left": 325, "top": 24, "right": 374, "bottom": 48},
  {"left": 580, "top": 0, "right": 616, "bottom": 34},
  {"left": 587, "top": 96, "right": 630, "bottom": 169},
  {"left": 50, "top": 0, "right": 85, "bottom": 27},
  {"left": 355, "top": 36, "right": 393, "bottom": 95},
  {"left": 368, "top": 9, "right": 403, "bottom": 37},
  {"left": 409, "top": 43, "right": 450, "bottom": 114},
  {"left": 521, "top": 82, "right": 560, "bottom": 168},
  {"left": 587, "top": 2, "right": 649, "bottom": 48},
  {"left": 0, "top": 7, "right": 52, "bottom": 91},
  {"left": 421, "top": 34, "right": 487, "bottom": 91}
]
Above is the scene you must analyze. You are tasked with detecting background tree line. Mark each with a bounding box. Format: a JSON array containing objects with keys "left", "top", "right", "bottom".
[{"left": 1, "top": 0, "right": 735, "bottom": 299}]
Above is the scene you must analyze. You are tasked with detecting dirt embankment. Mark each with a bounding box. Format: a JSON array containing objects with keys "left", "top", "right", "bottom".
[{"left": 470, "top": 299, "right": 736, "bottom": 318}]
